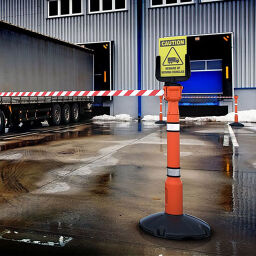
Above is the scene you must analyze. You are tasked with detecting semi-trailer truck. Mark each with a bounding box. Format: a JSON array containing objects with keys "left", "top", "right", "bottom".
[{"left": 0, "top": 21, "right": 94, "bottom": 134}]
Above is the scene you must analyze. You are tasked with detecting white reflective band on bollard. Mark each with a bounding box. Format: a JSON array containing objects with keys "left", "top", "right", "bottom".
[
  {"left": 167, "top": 123, "right": 180, "bottom": 132},
  {"left": 167, "top": 168, "right": 180, "bottom": 177}
]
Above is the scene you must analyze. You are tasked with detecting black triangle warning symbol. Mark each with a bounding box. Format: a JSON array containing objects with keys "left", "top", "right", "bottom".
[{"left": 163, "top": 47, "right": 183, "bottom": 66}]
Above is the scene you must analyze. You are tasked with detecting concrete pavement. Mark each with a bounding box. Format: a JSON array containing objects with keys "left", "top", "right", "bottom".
[{"left": 0, "top": 121, "right": 255, "bottom": 255}]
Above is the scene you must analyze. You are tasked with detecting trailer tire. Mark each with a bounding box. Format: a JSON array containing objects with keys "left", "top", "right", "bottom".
[
  {"left": 61, "top": 104, "right": 71, "bottom": 124},
  {"left": 49, "top": 104, "right": 61, "bottom": 126},
  {"left": 0, "top": 110, "right": 5, "bottom": 134},
  {"left": 71, "top": 103, "right": 79, "bottom": 123}
]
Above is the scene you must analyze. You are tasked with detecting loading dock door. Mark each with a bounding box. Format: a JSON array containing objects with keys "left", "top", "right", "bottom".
[
  {"left": 180, "top": 33, "right": 232, "bottom": 97},
  {"left": 84, "top": 41, "right": 113, "bottom": 108},
  {"left": 181, "top": 59, "right": 223, "bottom": 94}
]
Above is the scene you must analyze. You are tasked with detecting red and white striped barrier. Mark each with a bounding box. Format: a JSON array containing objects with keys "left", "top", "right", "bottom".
[
  {"left": 0, "top": 90, "right": 163, "bottom": 97},
  {"left": 0, "top": 90, "right": 234, "bottom": 99}
]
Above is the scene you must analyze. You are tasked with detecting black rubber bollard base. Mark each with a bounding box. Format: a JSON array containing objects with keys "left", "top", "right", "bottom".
[
  {"left": 155, "top": 120, "right": 167, "bottom": 125},
  {"left": 139, "top": 212, "right": 211, "bottom": 240},
  {"left": 229, "top": 122, "right": 244, "bottom": 128}
]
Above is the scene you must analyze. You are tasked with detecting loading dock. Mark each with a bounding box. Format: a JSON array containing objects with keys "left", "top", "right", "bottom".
[
  {"left": 82, "top": 41, "right": 113, "bottom": 116},
  {"left": 180, "top": 33, "right": 233, "bottom": 117}
]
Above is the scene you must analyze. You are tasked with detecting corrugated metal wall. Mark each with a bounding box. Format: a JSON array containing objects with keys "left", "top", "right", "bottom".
[
  {"left": 0, "top": 0, "right": 42, "bottom": 31},
  {"left": 0, "top": 0, "right": 255, "bottom": 91},
  {"left": 0, "top": 0, "right": 138, "bottom": 91},
  {"left": 143, "top": 0, "right": 256, "bottom": 90}
]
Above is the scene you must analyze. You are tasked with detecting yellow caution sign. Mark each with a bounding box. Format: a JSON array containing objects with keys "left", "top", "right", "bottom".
[{"left": 159, "top": 36, "right": 187, "bottom": 77}]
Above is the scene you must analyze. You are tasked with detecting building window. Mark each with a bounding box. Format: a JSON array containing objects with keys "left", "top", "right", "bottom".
[
  {"left": 151, "top": 0, "right": 194, "bottom": 8},
  {"left": 48, "top": 0, "right": 82, "bottom": 18},
  {"left": 49, "top": 1, "right": 58, "bottom": 16},
  {"left": 89, "top": 0, "right": 127, "bottom": 14}
]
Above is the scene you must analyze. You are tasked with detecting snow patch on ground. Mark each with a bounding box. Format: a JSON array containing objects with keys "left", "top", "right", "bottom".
[
  {"left": 142, "top": 115, "right": 167, "bottom": 122},
  {"left": 185, "top": 110, "right": 256, "bottom": 123},
  {"left": 92, "top": 114, "right": 132, "bottom": 122}
]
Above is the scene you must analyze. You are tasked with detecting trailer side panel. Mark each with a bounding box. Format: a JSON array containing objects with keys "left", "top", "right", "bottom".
[{"left": 0, "top": 23, "right": 93, "bottom": 92}]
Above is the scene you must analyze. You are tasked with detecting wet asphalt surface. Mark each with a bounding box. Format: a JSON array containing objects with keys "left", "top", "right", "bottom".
[{"left": 0, "top": 121, "right": 255, "bottom": 255}]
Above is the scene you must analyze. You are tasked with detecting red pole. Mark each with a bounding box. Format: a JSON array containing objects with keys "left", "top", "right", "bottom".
[
  {"left": 155, "top": 95, "right": 166, "bottom": 124},
  {"left": 159, "top": 96, "right": 163, "bottom": 122},
  {"left": 164, "top": 86, "right": 183, "bottom": 215},
  {"left": 140, "top": 84, "right": 211, "bottom": 239},
  {"left": 234, "top": 95, "right": 238, "bottom": 123},
  {"left": 230, "top": 95, "right": 244, "bottom": 127}
]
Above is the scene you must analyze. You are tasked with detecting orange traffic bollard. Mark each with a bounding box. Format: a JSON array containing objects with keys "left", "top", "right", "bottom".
[
  {"left": 139, "top": 85, "right": 211, "bottom": 240},
  {"left": 164, "top": 86, "right": 183, "bottom": 215},
  {"left": 155, "top": 95, "right": 166, "bottom": 125},
  {"left": 230, "top": 95, "right": 244, "bottom": 127}
]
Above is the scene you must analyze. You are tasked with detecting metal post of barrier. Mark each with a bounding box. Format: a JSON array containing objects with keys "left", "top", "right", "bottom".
[
  {"left": 139, "top": 84, "right": 211, "bottom": 240},
  {"left": 155, "top": 95, "right": 166, "bottom": 124},
  {"left": 230, "top": 95, "right": 244, "bottom": 127}
]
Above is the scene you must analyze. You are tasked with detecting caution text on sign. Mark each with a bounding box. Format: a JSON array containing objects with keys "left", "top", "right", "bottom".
[{"left": 159, "top": 36, "right": 187, "bottom": 77}]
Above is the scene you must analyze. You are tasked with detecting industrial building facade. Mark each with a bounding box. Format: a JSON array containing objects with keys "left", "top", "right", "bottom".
[{"left": 0, "top": 0, "right": 255, "bottom": 117}]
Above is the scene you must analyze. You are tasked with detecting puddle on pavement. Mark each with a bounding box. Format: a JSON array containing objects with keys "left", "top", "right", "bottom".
[
  {"left": 183, "top": 123, "right": 256, "bottom": 231},
  {"left": 90, "top": 172, "right": 115, "bottom": 195},
  {"left": 0, "top": 228, "right": 72, "bottom": 247},
  {"left": 0, "top": 122, "right": 153, "bottom": 153},
  {"left": 222, "top": 153, "right": 233, "bottom": 178},
  {"left": 219, "top": 184, "right": 233, "bottom": 212},
  {"left": 0, "top": 124, "right": 95, "bottom": 152}
]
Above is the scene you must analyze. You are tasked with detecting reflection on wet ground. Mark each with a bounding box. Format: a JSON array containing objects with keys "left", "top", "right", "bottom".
[{"left": 0, "top": 121, "right": 255, "bottom": 255}]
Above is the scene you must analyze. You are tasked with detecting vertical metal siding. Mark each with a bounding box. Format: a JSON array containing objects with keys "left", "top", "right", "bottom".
[
  {"left": 0, "top": 0, "right": 41, "bottom": 31},
  {"left": 143, "top": 0, "right": 256, "bottom": 90},
  {"left": 0, "top": 0, "right": 255, "bottom": 90}
]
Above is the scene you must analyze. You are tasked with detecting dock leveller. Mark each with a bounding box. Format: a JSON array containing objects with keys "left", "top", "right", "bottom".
[{"left": 139, "top": 85, "right": 211, "bottom": 240}]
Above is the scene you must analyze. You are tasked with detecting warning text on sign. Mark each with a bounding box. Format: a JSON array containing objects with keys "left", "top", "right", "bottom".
[{"left": 160, "top": 39, "right": 185, "bottom": 47}]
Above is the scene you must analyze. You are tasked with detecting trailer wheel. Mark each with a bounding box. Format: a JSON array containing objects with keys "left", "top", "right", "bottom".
[
  {"left": 71, "top": 103, "right": 79, "bottom": 123},
  {"left": 61, "top": 104, "right": 71, "bottom": 124},
  {"left": 0, "top": 110, "right": 5, "bottom": 134},
  {"left": 49, "top": 104, "right": 61, "bottom": 126}
]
